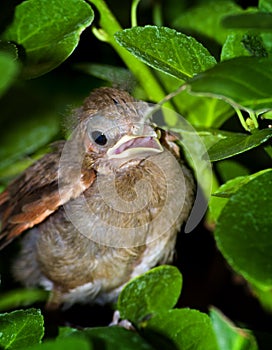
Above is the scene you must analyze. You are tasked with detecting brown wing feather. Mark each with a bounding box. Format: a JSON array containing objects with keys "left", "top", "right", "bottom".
[{"left": 0, "top": 141, "right": 96, "bottom": 249}]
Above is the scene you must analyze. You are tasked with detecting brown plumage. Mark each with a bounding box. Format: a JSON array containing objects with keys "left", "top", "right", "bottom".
[{"left": 0, "top": 88, "right": 195, "bottom": 309}]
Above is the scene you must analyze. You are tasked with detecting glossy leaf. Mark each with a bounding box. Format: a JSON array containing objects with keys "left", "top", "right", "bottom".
[
  {"left": 252, "top": 285, "right": 272, "bottom": 313},
  {"left": 215, "top": 169, "right": 272, "bottom": 288},
  {"left": 155, "top": 71, "right": 233, "bottom": 128},
  {"left": 173, "top": 0, "right": 242, "bottom": 45},
  {"left": 0, "top": 41, "right": 19, "bottom": 60},
  {"left": 221, "top": 32, "right": 268, "bottom": 62},
  {"left": 0, "top": 309, "right": 44, "bottom": 349},
  {"left": 222, "top": 12, "right": 272, "bottom": 30},
  {"left": 262, "top": 110, "right": 272, "bottom": 120},
  {"left": 76, "top": 63, "right": 136, "bottom": 90},
  {"left": 0, "top": 158, "right": 37, "bottom": 184},
  {"left": 210, "top": 308, "right": 258, "bottom": 350},
  {"left": 0, "top": 52, "right": 19, "bottom": 97},
  {"left": 117, "top": 265, "right": 182, "bottom": 324},
  {"left": 0, "top": 289, "right": 48, "bottom": 312},
  {"left": 179, "top": 93, "right": 233, "bottom": 128},
  {"left": 207, "top": 128, "right": 272, "bottom": 162},
  {"left": 214, "top": 169, "right": 269, "bottom": 198},
  {"left": 115, "top": 26, "right": 216, "bottom": 81},
  {"left": 240, "top": 34, "right": 268, "bottom": 57},
  {"left": 145, "top": 309, "right": 218, "bottom": 350},
  {"left": 216, "top": 160, "right": 249, "bottom": 183},
  {"left": 197, "top": 129, "right": 234, "bottom": 151},
  {"left": 23, "top": 337, "right": 91, "bottom": 350},
  {"left": 209, "top": 176, "right": 245, "bottom": 222},
  {"left": 57, "top": 327, "right": 78, "bottom": 339},
  {"left": 61, "top": 327, "right": 154, "bottom": 350},
  {"left": 209, "top": 195, "right": 228, "bottom": 223},
  {"left": 170, "top": 125, "right": 213, "bottom": 231},
  {"left": 187, "top": 57, "right": 272, "bottom": 112},
  {"left": 221, "top": 33, "right": 257, "bottom": 61},
  {"left": 259, "top": 0, "right": 272, "bottom": 12},
  {"left": 0, "top": 112, "right": 59, "bottom": 171},
  {"left": 2, "top": 0, "right": 94, "bottom": 78},
  {"left": 209, "top": 169, "right": 269, "bottom": 221}
]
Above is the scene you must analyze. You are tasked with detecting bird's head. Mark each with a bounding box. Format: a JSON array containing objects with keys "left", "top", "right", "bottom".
[{"left": 77, "top": 88, "right": 164, "bottom": 173}]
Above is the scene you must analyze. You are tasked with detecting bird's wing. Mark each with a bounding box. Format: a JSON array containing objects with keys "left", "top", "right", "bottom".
[{"left": 0, "top": 141, "right": 96, "bottom": 249}]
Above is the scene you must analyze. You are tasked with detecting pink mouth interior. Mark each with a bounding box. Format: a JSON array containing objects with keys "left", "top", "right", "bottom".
[{"left": 114, "top": 137, "right": 160, "bottom": 155}]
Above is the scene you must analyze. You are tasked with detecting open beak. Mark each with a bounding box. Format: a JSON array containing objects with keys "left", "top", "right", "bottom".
[{"left": 107, "top": 134, "right": 163, "bottom": 159}]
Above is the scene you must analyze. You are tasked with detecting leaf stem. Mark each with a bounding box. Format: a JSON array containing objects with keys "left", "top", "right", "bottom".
[
  {"left": 131, "top": 0, "right": 140, "bottom": 27},
  {"left": 248, "top": 110, "right": 259, "bottom": 129},
  {"left": 87, "top": 0, "right": 172, "bottom": 111},
  {"left": 234, "top": 106, "right": 250, "bottom": 131},
  {"left": 153, "top": 2, "right": 163, "bottom": 26},
  {"left": 264, "top": 145, "right": 272, "bottom": 159}
]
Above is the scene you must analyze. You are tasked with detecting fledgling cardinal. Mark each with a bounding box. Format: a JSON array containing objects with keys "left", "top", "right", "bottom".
[{"left": 0, "top": 88, "right": 195, "bottom": 309}]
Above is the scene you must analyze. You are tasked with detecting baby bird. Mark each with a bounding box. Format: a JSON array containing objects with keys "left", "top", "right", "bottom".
[{"left": 0, "top": 87, "right": 195, "bottom": 309}]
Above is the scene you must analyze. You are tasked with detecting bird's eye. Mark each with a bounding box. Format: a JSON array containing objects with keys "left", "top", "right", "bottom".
[{"left": 91, "top": 130, "right": 108, "bottom": 146}]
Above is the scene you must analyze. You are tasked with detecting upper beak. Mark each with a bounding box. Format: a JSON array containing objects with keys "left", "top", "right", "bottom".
[{"left": 107, "top": 134, "right": 163, "bottom": 159}]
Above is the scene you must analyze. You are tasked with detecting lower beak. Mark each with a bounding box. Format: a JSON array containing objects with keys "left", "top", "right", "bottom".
[{"left": 107, "top": 134, "right": 163, "bottom": 159}]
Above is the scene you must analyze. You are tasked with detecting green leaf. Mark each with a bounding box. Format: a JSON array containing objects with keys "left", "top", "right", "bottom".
[
  {"left": 210, "top": 308, "right": 258, "bottom": 350},
  {"left": 156, "top": 69, "right": 233, "bottom": 127},
  {"left": 177, "top": 91, "right": 233, "bottom": 128},
  {"left": 156, "top": 71, "right": 233, "bottom": 128},
  {"left": 0, "top": 112, "right": 59, "bottom": 172},
  {"left": 0, "top": 52, "right": 19, "bottom": 97},
  {"left": 0, "top": 309, "right": 44, "bottom": 349},
  {"left": 187, "top": 57, "right": 272, "bottom": 112},
  {"left": 216, "top": 160, "right": 249, "bottom": 183},
  {"left": 145, "top": 309, "right": 218, "bottom": 350},
  {"left": 221, "top": 31, "right": 268, "bottom": 62},
  {"left": 115, "top": 25, "right": 216, "bottom": 81},
  {"left": 240, "top": 34, "right": 268, "bottom": 57},
  {"left": 209, "top": 169, "right": 269, "bottom": 221},
  {"left": 57, "top": 327, "right": 78, "bottom": 339},
  {"left": 0, "top": 41, "right": 19, "bottom": 60},
  {"left": 170, "top": 127, "right": 214, "bottom": 207},
  {"left": 173, "top": 0, "right": 242, "bottom": 45},
  {"left": 261, "top": 32, "right": 272, "bottom": 55},
  {"left": 76, "top": 63, "right": 136, "bottom": 89},
  {"left": 209, "top": 176, "right": 249, "bottom": 222},
  {"left": 117, "top": 265, "right": 182, "bottom": 324},
  {"left": 61, "top": 327, "right": 154, "bottom": 350},
  {"left": 251, "top": 285, "right": 272, "bottom": 313},
  {"left": 23, "top": 337, "right": 91, "bottom": 350},
  {"left": 0, "top": 158, "right": 37, "bottom": 184},
  {"left": 209, "top": 195, "right": 228, "bottom": 222},
  {"left": 221, "top": 33, "right": 254, "bottom": 61},
  {"left": 259, "top": 0, "right": 272, "bottom": 12},
  {"left": 197, "top": 129, "right": 234, "bottom": 151},
  {"left": 222, "top": 12, "right": 272, "bottom": 30},
  {"left": 0, "top": 289, "right": 48, "bottom": 312},
  {"left": 214, "top": 169, "right": 272, "bottom": 289},
  {"left": 213, "top": 169, "right": 270, "bottom": 198},
  {"left": 2, "top": 0, "right": 94, "bottom": 78},
  {"left": 262, "top": 110, "right": 272, "bottom": 120},
  {"left": 207, "top": 128, "right": 272, "bottom": 162}
]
